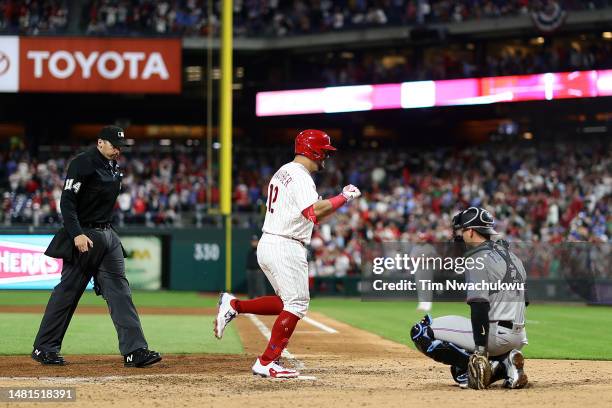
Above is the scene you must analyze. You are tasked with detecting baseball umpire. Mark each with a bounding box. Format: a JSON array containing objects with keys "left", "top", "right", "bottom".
[
  {"left": 32, "top": 125, "right": 161, "bottom": 368},
  {"left": 410, "top": 207, "right": 528, "bottom": 389}
]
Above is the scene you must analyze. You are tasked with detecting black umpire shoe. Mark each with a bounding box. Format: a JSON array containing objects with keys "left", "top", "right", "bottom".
[
  {"left": 31, "top": 348, "right": 66, "bottom": 365},
  {"left": 123, "top": 348, "right": 162, "bottom": 368}
]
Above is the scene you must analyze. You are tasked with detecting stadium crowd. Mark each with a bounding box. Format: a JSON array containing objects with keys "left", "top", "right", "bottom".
[
  {"left": 304, "top": 142, "right": 610, "bottom": 277},
  {"left": 299, "top": 39, "right": 612, "bottom": 87},
  {"left": 81, "top": 0, "right": 610, "bottom": 37},
  {"left": 2, "top": 140, "right": 610, "bottom": 279},
  {"left": 0, "top": 0, "right": 68, "bottom": 34},
  {"left": 0, "top": 145, "right": 219, "bottom": 227},
  {"left": 2, "top": 0, "right": 610, "bottom": 37}
]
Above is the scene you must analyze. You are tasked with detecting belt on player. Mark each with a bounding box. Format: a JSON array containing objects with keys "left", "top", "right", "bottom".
[
  {"left": 492, "top": 320, "right": 525, "bottom": 330},
  {"left": 82, "top": 222, "right": 112, "bottom": 230},
  {"left": 262, "top": 232, "right": 305, "bottom": 246}
]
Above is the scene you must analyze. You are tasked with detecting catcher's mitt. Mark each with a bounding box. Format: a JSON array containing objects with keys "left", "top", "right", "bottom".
[{"left": 468, "top": 348, "right": 492, "bottom": 390}]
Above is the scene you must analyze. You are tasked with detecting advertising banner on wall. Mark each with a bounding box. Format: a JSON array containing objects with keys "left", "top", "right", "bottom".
[
  {"left": 122, "top": 236, "right": 162, "bottom": 290},
  {"left": 0, "top": 235, "right": 66, "bottom": 289},
  {"left": 0, "top": 36, "right": 19, "bottom": 93},
  {"left": 0, "top": 235, "right": 161, "bottom": 290},
  {"left": 0, "top": 37, "right": 181, "bottom": 94}
]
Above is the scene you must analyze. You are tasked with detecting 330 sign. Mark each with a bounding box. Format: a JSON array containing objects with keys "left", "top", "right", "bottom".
[{"left": 194, "top": 243, "right": 220, "bottom": 262}]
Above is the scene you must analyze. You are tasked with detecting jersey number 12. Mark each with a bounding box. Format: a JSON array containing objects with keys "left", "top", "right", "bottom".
[{"left": 267, "top": 184, "right": 279, "bottom": 213}]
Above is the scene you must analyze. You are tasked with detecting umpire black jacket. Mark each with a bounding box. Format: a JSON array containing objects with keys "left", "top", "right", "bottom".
[{"left": 45, "top": 146, "right": 123, "bottom": 262}]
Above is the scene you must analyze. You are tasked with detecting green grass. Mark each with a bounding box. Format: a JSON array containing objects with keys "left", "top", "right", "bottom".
[
  {"left": 309, "top": 299, "right": 612, "bottom": 360},
  {"left": 1, "top": 291, "right": 611, "bottom": 360},
  {"left": 0, "top": 312, "right": 242, "bottom": 355},
  {"left": 0, "top": 290, "right": 219, "bottom": 308}
]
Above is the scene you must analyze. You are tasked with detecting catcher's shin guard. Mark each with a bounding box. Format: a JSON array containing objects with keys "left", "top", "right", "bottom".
[{"left": 410, "top": 317, "right": 470, "bottom": 370}]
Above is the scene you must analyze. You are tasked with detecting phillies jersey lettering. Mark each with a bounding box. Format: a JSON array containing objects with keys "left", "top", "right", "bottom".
[{"left": 262, "top": 162, "right": 318, "bottom": 244}]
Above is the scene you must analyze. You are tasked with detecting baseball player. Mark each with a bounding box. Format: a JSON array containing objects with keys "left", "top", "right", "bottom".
[
  {"left": 410, "top": 207, "right": 528, "bottom": 389},
  {"left": 214, "top": 129, "right": 361, "bottom": 378}
]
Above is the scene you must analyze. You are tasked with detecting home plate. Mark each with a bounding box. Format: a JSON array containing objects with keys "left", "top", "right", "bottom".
[{"left": 297, "top": 375, "right": 317, "bottom": 380}]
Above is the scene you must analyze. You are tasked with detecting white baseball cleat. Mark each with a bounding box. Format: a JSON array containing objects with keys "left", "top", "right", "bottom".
[
  {"left": 252, "top": 358, "right": 300, "bottom": 378},
  {"left": 214, "top": 293, "right": 237, "bottom": 339},
  {"left": 503, "top": 349, "right": 528, "bottom": 389},
  {"left": 416, "top": 301, "right": 432, "bottom": 312}
]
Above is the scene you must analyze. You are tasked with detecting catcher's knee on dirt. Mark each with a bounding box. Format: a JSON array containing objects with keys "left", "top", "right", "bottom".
[{"left": 411, "top": 321, "right": 470, "bottom": 370}]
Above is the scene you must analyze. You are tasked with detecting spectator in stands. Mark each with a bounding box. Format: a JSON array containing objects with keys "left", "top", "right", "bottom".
[
  {"left": 0, "top": 0, "right": 68, "bottom": 35},
  {"left": 76, "top": 0, "right": 612, "bottom": 38},
  {"left": 2, "top": 140, "right": 608, "bottom": 261}
]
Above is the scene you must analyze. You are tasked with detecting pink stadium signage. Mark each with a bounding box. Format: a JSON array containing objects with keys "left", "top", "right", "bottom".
[
  {"left": 256, "top": 70, "right": 612, "bottom": 116},
  {"left": 0, "top": 239, "right": 62, "bottom": 286}
]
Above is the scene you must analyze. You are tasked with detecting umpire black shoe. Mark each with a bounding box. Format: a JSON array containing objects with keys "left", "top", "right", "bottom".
[
  {"left": 31, "top": 348, "right": 66, "bottom": 365},
  {"left": 123, "top": 348, "right": 162, "bottom": 367}
]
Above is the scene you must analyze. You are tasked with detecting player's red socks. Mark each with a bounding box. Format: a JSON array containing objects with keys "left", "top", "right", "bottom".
[
  {"left": 229, "top": 297, "right": 300, "bottom": 364},
  {"left": 260, "top": 310, "right": 300, "bottom": 364},
  {"left": 230, "top": 296, "right": 283, "bottom": 315}
]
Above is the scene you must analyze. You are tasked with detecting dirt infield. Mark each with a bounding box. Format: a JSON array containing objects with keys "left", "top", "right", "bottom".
[{"left": 1, "top": 309, "right": 612, "bottom": 408}]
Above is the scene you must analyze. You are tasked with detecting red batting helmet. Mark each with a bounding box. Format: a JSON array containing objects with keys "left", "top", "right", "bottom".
[{"left": 294, "top": 129, "right": 336, "bottom": 162}]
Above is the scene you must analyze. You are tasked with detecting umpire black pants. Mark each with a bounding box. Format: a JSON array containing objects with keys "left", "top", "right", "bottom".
[{"left": 33, "top": 228, "right": 148, "bottom": 356}]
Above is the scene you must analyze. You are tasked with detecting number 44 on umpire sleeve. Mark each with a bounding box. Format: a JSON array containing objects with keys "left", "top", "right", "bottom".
[{"left": 64, "top": 179, "right": 82, "bottom": 194}]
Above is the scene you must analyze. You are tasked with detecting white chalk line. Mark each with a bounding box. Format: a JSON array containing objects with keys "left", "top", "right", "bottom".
[
  {"left": 245, "top": 314, "right": 308, "bottom": 375},
  {"left": 302, "top": 316, "right": 338, "bottom": 334},
  {"left": 0, "top": 372, "right": 318, "bottom": 384},
  {"left": 0, "top": 374, "right": 199, "bottom": 383},
  {"left": 293, "top": 330, "right": 331, "bottom": 334}
]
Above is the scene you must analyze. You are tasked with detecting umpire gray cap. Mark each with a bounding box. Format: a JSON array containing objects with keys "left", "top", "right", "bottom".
[{"left": 452, "top": 207, "right": 498, "bottom": 236}]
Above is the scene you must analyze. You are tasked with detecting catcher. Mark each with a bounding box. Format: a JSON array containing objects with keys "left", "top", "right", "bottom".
[{"left": 410, "top": 207, "right": 529, "bottom": 390}]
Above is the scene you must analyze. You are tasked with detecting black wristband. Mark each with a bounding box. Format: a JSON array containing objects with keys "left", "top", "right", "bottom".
[{"left": 469, "top": 301, "right": 490, "bottom": 348}]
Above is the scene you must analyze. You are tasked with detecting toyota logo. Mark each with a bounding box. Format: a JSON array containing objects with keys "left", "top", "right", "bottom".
[{"left": 0, "top": 52, "right": 10, "bottom": 76}]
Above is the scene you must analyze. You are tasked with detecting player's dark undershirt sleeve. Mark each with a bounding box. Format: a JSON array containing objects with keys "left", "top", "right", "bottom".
[{"left": 469, "top": 300, "right": 490, "bottom": 348}]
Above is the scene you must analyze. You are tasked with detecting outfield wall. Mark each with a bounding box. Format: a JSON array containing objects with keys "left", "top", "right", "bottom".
[
  {"left": 1, "top": 230, "right": 609, "bottom": 304},
  {"left": 0, "top": 228, "right": 255, "bottom": 292}
]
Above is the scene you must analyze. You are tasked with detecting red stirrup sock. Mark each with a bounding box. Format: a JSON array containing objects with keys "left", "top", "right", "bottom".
[
  {"left": 260, "top": 310, "right": 300, "bottom": 364},
  {"left": 230, "top": 296, "right": 283, "bottom": 315}
]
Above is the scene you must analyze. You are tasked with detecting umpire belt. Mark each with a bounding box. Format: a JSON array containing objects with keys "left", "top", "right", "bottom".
[{"left": 82, "top": 222, "right": 112, "bottom": 230}]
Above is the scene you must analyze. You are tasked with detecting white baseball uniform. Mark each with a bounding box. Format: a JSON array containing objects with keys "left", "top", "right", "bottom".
[{"left": 258, "top": 162, "right": 318, "bottom": 318}]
